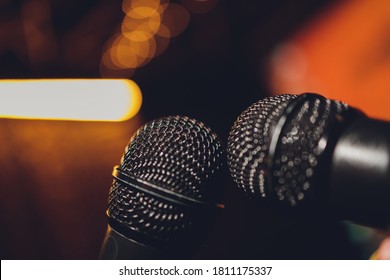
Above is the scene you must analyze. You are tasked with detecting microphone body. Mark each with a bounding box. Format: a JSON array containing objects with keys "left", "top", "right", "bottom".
[
  {"left": 100, "top": 225, "right": 167, "bottom": 259},
  {"left": 227, "top": 93, "right": 390, "bottom": 229},
  {"left": 100, "top": 116, "right": 225, "bottom": 259},
  {"left": 330, "top": 117, "right": 390, "bottom": 228}
]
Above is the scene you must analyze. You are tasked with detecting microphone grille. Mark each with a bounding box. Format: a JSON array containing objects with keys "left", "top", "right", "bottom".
[
  {"left": 227, "top": 94, "right": 350, "bottom": 208},
  {"left": 108, "top": 179, "right": 194, "bottom": 243},
  {"left": 227, "top": 94, "right": 296, "bottom": 197},
  {"left": 108, "top": 116, "right": 224, "bottom": 244},
  {"left": 120, "top": 115, "right": 223, "bottom": 199}
]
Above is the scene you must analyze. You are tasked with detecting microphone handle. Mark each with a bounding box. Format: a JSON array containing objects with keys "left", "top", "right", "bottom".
[
  {"left": 99, "top": 225, "right": 166, "bottom": 259},
  {"left": 330, "top": 116, "right": 390, "bottom": 229}
]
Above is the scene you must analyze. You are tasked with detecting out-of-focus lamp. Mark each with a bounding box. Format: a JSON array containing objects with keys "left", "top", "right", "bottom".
[{"left": 0, "top": 79, "right": 142, "bottom": 121}]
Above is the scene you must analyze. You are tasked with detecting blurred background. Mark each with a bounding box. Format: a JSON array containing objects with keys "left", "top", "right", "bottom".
[{"left": 1, "top": 0, "right": 389, "bottom": 259}]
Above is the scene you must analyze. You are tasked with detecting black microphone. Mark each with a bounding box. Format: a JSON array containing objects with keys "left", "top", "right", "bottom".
[
  {"left": 227, "top": 93, "right": 390, "bottom": 229},
  {"left": 100, "top": 116, "right": 225, "bottom": 259}
]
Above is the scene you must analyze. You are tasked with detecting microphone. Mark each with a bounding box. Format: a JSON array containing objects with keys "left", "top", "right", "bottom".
[
  {"left": 100, "top": 116, "right": 225, "bottom": 259},
  {"left": 227, "top": 93, "right": 390, "bottom": 229}
]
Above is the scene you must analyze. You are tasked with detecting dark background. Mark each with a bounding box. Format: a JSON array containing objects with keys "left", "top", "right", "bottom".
[{"left": 0, "top": 0, "right": 368, "bottom": 259}]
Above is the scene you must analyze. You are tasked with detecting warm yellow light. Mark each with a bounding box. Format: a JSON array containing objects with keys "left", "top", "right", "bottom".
[
  {"left": 0, "top": 79, "right": 142, "bottom": 122},
  {"left": 122, "top": 12, "right": 161, "bottom": 38},
  {"left": 123, "top": 0, "right": 161, "bottom": 18},
  {"left": 112, "top": 36, "right": 147, "bottom": 68}
]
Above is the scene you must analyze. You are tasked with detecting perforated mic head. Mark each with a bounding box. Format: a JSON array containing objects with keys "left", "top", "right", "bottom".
[
  {"left": 107, "top": 116, "right": 224, "bottom": 247},
  {"left": 227, "top": 93, "right": 352, "bottom": 209}
]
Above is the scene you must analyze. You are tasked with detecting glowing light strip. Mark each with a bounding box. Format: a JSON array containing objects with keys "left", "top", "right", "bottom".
[{"left": 0, "top": 79, "right": 142, "bottom": 121}]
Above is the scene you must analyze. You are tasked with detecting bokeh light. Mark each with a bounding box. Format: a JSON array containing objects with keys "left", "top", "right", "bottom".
[
  {"left": 0, "top": 79, "right": 142, "bottom": 122},
  {"left": 100, "top": 0, "right": 217, "bottom": 77}
]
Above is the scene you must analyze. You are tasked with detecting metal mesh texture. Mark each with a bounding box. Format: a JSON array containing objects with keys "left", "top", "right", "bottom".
[
  {"left": 227, "top": 94, "right": 350, "bottom": 208},
  {"left": 227, "top": 94, "right": 296, "bottom": 198},
  {"left": 108, "top": 115, "right": 224, "bottom": 243}
]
